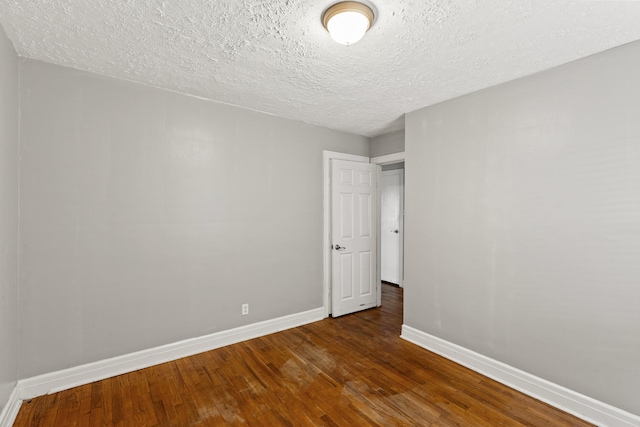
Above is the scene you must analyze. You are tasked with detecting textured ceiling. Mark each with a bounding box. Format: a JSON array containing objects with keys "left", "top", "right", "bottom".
[{"left": 1, "top": 1, "right": 640, "bottom": 137}]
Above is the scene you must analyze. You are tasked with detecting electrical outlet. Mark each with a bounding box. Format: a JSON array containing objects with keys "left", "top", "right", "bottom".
[{"left": 242, "top": 303, "right": 249, "bottom": 316}]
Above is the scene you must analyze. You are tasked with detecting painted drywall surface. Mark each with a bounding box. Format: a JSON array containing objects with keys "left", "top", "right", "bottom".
[
  {"left": 18, "top": 59, "right": 369, "bottom": 378},
  {"left": 405, "top": 40, "right": 640, "bottom": 415},
  {"left": 371, "top": 130, "right": 405, "bottom": 157},
  {"left": 0, "top": 24, "right": 20, "bottom": 413}
]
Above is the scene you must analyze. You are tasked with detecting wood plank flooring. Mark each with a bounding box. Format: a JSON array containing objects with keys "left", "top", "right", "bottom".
[{"left": 14, "top": 284, "right": 593, "bottom": 426}]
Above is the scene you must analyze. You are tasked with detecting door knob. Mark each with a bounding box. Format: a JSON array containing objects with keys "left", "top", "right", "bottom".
[
  {"left": 334, "top": 244, "right": 346, "bottom": 250},
  {"left": 392, "top": 230, "right": 399, "bottom": 234}
]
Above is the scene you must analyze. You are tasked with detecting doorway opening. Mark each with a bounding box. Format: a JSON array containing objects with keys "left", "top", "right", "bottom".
[
  {"left": 322, "top": 151, "right": 373, "bottom": 318},
  {"left": 323, "top": 150, "right": 406, "bottom": 318},
  {"left": 371, "top": 152, "right": 406, "bottom": 296},
  {"left": 380, "top": 162, "right": 404, "bottom": 287}
]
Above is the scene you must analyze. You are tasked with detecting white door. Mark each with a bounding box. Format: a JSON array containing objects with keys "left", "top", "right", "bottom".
[
  {"left": 381, "top": 169, "right": 404, "bottom": 286},
  {"left": 331, "top": 160, "right": 378, "bottom": 317}
]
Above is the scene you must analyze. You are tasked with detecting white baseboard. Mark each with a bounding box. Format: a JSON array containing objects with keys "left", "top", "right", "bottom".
[
  {"left": 0, "top": 385, "right": 22, "bottom": 427},
  {"left": 401, "top": 325, "right": 640, "bottom": 427},
  {"left": 19, "top": 308, "right": 324, "bottom": 400}
]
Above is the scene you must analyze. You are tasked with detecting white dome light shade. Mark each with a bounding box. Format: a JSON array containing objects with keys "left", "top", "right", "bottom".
[
  {"left": 322, "top": 2, "right": 374, "bottom": 46},
  {"left": 327, "top": 11, "right": 370, "bottom": 45}
]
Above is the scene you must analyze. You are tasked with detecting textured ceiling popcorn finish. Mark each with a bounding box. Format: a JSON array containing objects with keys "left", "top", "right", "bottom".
[{"left": 1, "top": 0, "right": 640, "bottom": 137}]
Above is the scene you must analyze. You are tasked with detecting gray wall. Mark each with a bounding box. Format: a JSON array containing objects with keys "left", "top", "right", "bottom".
[
  {"left": 405, "top": 40, "right": 640, "bottom": 415},
  {"left": 370, "top": 130, "right": 405, "bottom": 157},
  {"left": 19, "top": 59, "right": 369, "bottom": 378},
  {"left": 0, "top": 25, "right": 20, "bottom": 412}
]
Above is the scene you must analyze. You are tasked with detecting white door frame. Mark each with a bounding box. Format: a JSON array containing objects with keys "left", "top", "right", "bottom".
[{"left": 323, "top": 151, "right": 369, "bottom": 318}]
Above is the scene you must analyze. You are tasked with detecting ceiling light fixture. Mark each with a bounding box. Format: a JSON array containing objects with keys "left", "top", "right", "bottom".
[{"left": 322, "top": 1, "right": 375, "bottom": 46}]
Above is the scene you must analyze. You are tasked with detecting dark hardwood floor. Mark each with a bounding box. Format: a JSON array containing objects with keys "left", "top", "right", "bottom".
[{"left": 14, "top": 284, "right": 592, "bottom": 426}]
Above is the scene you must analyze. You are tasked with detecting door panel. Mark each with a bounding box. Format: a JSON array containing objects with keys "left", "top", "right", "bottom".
[
  {"left": 339, "top": 193, "right": 353, "bottom": 238},
  {"left": 359, "top": 194, "right": 372, "bottom": 237},
  {"left": 360, "top": 251, "right": 372, "bottom": 295},
  {"left": 340, "top": 253, "right": 353, "bottom": 298},
  {"left": 331, "top": 159, "right": 378, "bottom": 317}
]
